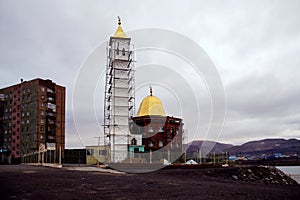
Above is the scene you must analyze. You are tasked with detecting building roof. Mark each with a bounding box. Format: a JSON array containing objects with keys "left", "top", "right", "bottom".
[
  {"left": 136, "top": 86, "right": 166, "bottom": 117},
  {"left": 112, "top": 17, "right": 128, "bottom": 38},
  {"left": 113, "top": 26, "right": 128, "bottom": 38}
]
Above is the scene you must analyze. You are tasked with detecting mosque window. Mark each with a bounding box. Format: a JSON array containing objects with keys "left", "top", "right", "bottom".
[
  {"left": 170, "top": 128, "right": 175, "bottom": 136},
  {"left": 149, "top": 141, "right": 154, "bottom": 147},
  {"left": 148, "top": 126, "right": 154, "bottom": 133},
  {"left": 158, "top": 127, "right": 164, "bottom": 132},
  {"left": 131, "top": 138, "right": 137, "bottom": 145},
  {"left": 159, "top": 140, "right": 163, "bottom": 147}
]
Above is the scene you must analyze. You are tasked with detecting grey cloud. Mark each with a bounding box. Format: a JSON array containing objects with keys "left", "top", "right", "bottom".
[{"left": 1, "top": 0, "right": 300, "bottom": 146}]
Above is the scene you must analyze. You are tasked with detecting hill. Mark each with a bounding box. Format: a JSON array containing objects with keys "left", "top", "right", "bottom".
[
  {"left": 184, "top": 140, "right": 233, "bottom": 155},
  {"left": 184, "top": 138, "right": 300, "bottom": 157},
  {"left": 225, "top": 138, "right": 300, "bottom": 156}
]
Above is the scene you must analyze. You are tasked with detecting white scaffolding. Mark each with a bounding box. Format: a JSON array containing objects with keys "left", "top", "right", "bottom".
[{"left": 104, "top": 35, "right": 135, "bottom": 163}]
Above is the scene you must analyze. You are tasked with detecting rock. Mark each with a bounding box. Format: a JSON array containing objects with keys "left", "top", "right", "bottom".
[{"left": 232, "top": 175, "right": 238, "bottom": 180}]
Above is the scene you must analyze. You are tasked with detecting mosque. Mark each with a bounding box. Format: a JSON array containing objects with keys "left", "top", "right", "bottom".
[
  {"left": 101, "top": 17, "right": 184, "bottom": 164},
  {"left": 129, "top": 86, "right": 183, "bottom": 163}
]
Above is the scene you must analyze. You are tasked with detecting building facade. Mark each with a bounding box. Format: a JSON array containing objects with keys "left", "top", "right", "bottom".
[
  {"left": 0, "top": 78, "right": 65, "bottom": 164},
  {"left": 130, "top": 87, "right": 184, "bottom": 163}
]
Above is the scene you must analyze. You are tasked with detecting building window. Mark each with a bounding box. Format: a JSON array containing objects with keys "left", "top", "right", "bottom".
[
  {"left": 148, "top": 126, "right": 154, "bottom": 133},
  {"left": 26, "top": 120, "right": 29, "bottom": 124},
  {"left": 41, "top": 87, "right": 45, "bottom": 92},
  {"left": 99, "top": 150, "right": 107, "bottom": 156},
  {"left": 131, "top": 138, "right": 137, "bottom": 145},
  {"left": 26, "top": 112, "right": 30, "bottom": 116},
  {"left": 170, "top": 128, "right": 175, "bottom": 136},
  {"left": 41, "top": 119, "right": 45, "bottom": 124},
  {"left": 159, "top": 140, "right": 163, "bottom": 147},
  {"left": 87, "top": 149, "right": 94, "bottom": 155},
  {"left": 48, "top": 97, "right": 54, "bottom": 101},
  {"left": 40, "top": 126, "right": 45, "bottom": 131},
  {"left": 21, "top": 112, "right": 25, "bottom": 117},
  {"left": 158, "top": 127, "right": 164, "bottom": 132},
  {"left": 41, "top": 111, "right": 44, "bottom": 116},
  {"left": 148, "top": 141, "right": 153, "bottom": 147},
  {"left": 47, "top": 88, "right": 54, "bottom": 93},
  {"left": 41, "top": 95, "right": 45, "bottom": 100}
]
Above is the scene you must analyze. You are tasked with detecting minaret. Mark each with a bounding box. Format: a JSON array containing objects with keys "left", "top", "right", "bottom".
[{"left": 104, "top": 17, "right": 135, "bottom": 163}]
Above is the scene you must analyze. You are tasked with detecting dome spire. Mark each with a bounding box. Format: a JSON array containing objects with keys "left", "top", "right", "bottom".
[
  {"left": 150, "top": 85, "right": 153, "bottom": 96},
  {"left": 112, "top": 16, "right": 128, "bottom": 38},
  {"left": 118, "top": 16, "right": 121, "bottom": 25}
]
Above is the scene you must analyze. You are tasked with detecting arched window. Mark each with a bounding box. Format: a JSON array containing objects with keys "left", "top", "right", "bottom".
[
  {"left": 131, "top": 138, "right": 137, "bottom": 145},
  {"left": 122, "top": 48, "right": 125, "bottom": 56},
  {"left": 159, "top": 140, "right": 163, "bottom": 147},
  {"left": 149, "top": 141, "right": 153, "bottom": 147}
]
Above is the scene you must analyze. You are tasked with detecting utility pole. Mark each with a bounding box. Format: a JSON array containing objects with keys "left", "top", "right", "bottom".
[{"left": 199, "top": 149, "right": 202, "bottom": 165}]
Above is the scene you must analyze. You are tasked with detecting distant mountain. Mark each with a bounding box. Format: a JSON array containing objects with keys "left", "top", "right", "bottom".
[
  {"left": 225, "top": 138, "right": 300, "bottom": 156},
  {"left": 184, "top": 140, "right": 233, "bottom": 155},
  {"left": 184, "top": 138, "right": 300, "bottom": 157}
]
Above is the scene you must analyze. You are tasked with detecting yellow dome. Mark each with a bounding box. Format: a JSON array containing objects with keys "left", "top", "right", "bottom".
[{"left": 137, "top": 87, "right": 166, "bottom": 117}]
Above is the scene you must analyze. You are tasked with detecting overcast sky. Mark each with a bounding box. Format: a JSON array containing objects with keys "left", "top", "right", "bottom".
[{"left": 1, "top": 0, "right": 300, "bottom": 147}]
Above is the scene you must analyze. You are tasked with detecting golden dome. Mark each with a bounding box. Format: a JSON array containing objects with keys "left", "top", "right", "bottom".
[
  {"left": 112, "top": 16, "right": 128, "bottom": 38},
  {"left": 137, "top": 86, "right": 166, "bottom": 117}
]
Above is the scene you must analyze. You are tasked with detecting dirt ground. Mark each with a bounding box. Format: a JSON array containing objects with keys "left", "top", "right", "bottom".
[{"left": 0, "top": 165, "right": 299, "bottom": 200}]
